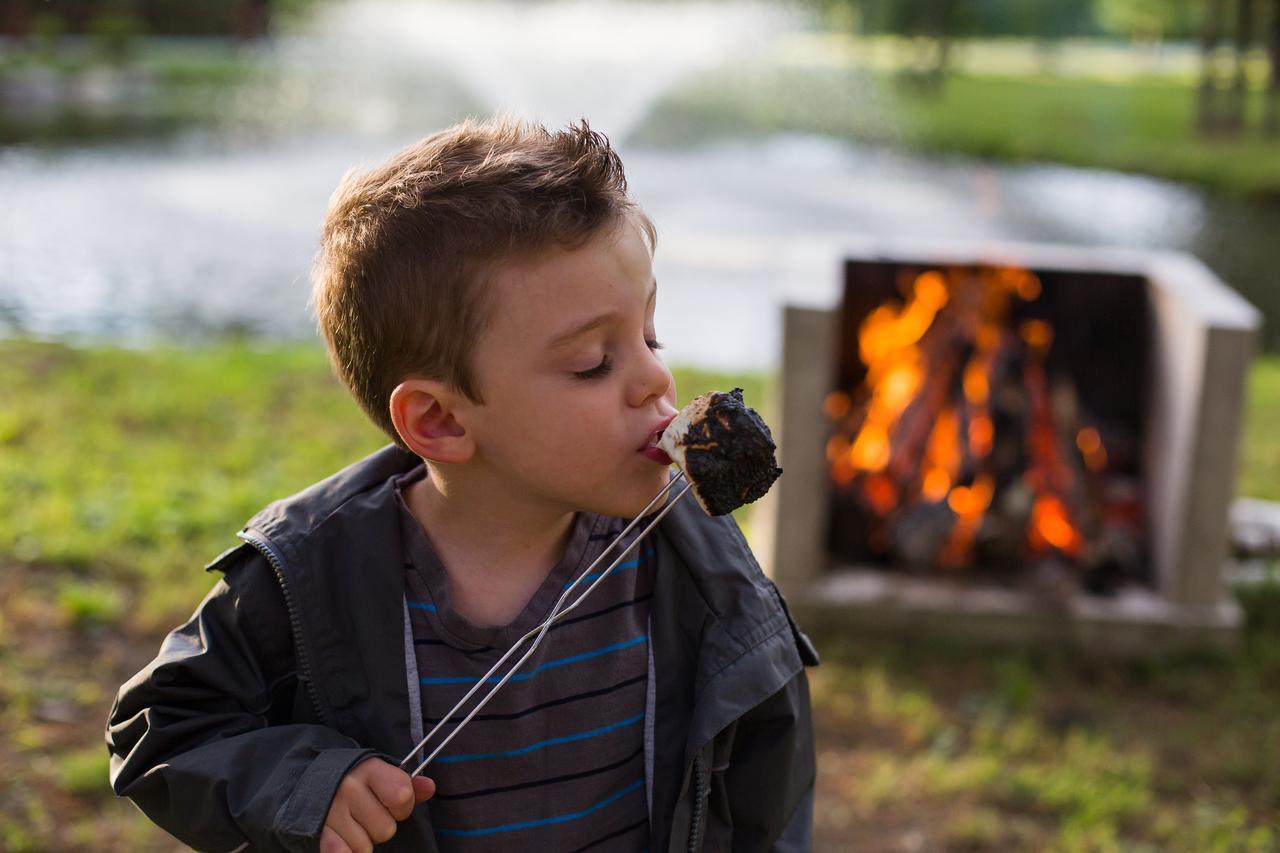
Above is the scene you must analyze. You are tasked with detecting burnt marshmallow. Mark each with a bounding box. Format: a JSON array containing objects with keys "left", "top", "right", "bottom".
[{"left": 658, "top": 388, "right": 782, "bottom": 516}]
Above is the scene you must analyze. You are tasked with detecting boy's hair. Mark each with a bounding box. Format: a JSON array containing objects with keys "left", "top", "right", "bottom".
[{"left": 311, "top": 116, "right": 656, "bottom": 449}]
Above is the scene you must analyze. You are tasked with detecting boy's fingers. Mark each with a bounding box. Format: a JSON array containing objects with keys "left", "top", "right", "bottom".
[
  {"left": 346, "top": 781, "right": 399, "bottom": 843},
  {"left": 325, "top": 807, "right": 373, "bottom": 853},
  {"left": 412, "top": 774, "right": 436, "bottom": 802},
  {"left": 364, "top": 760, "right": 417, "bottom": 820},
  {"left": 319, "top": 825, "right": 353, "bottom": 853}
]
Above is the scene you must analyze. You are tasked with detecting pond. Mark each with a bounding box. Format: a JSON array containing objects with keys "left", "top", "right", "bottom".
[{"left": 1, "top": 1, "right": 1276, "bottom": 371}]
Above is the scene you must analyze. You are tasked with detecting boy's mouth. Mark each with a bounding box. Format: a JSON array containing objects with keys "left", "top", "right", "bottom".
[
  {"left": 638, "top": 416, "right": 676, "bottom": 465},
  {"left": 639, "top": 416, "right": 676, "bottom": 451}
]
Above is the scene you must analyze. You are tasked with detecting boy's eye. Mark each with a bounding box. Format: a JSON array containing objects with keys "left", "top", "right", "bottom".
[
  {"left": 573, "top": 355, "right": 613, "bottom": 381},
  {"left": 571, "top": 339, "right": 662, "bottom": 381}
]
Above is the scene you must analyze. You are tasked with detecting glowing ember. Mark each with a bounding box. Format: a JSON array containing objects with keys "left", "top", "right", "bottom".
[
  {"left": 823, "top": 391, "right": 852, "bottom": 420},
  {"left": 850, "top": 423, "right": 891, "bottom": 472},
  {"left": 1030, "top": 494, "right": 1083, "bottom": 555},
  {"left": 1076, "top": 426, "right": 1108, "bottom": 472},
  {"left": 1019, "top": 319, "right": 1054, "bottom": 351}
]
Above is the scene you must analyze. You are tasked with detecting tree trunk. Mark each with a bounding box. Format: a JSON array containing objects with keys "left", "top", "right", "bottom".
[
  {"left": 1264, "top": 0, "right": 1280, "bottom": 136},
  {"left": 1226, "top": 0, "right": 1256, "bottom": 133},
  {"left": 1198, "top": 0, "right": 1227, "bottom": 134}
]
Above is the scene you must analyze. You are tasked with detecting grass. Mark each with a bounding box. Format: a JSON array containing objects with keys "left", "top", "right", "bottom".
[
  {"left": 0, "top": 339, "right": 770, "bottom": 626},
  {"left": 0, "top": 338, "right": 1278, "bottom": 849},
  {"left": 1242, "top": 357, "right": 1280, "bottom": 502},
  {"left": 636, "top": 61, "right": 1280, "bottom": 198},
  {"left": 808, "top": 630, "right": 1280, "bottom": 849}
]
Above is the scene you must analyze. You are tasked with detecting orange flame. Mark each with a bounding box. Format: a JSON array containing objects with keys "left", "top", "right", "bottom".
[
  {"left": 963, "top": 361, "right": 989, "bottom": 405},
  {"left": 969, "top": 415, "right": 994, "bottom": 458},
  {"left": 927, "top": 408, "right": 960, "bottom": 465},
  {"left": 1019, "top": 319, "right": 1054, "bottom": 352},
  {"left": 850, "top": 423, "right": 891, "bottom": 472},
  {"left": 1076, "top": 426, "right": 1108, "bottom": 472},
  {"left": 1030, "top": 494, "right": 1082, "bottom": 555},
  {"left": 941, "top": 474, "right": 996, "bottom": 567},
  {"left": 829, "top": 263, "right": 1095, "bottom": 572},
  {"left": 858, "top": 272, "right": 948, "bottom": 365},
  {"left": 863, "top": 473, "right": 899, "bottom": 516},
  {"left": 823, "top": 391, "right": 852, "bottom": 421},
  {"left": 921, "top": 468, "right": 952, "bottom": 503}
]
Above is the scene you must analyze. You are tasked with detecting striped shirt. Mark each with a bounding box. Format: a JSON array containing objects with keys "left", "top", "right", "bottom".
[{"left": 396, "top": 470, "right": 652, "bottom": 852}]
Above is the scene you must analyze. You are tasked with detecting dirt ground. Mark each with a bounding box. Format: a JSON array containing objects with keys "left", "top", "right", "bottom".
[{"left": 3, "top": 564, "right": 1276, "bottom": 851}]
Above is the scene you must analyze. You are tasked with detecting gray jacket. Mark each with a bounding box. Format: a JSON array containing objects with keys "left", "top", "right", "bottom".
[{"left": 107, "top": 445, "right": 818, "bottom": 852}]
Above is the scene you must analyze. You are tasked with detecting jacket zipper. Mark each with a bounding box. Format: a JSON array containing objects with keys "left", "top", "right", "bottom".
[
  {"left": 237, "top": 529, "right": 327, "bottom": 725},
  {"left": 687, "top": 752, "right": 706, "bottom": 853}
]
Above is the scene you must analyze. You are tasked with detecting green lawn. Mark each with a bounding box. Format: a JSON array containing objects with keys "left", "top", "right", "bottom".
[
  {"left": 0, "top": 339, "right": 1277, "bottom": 850},
  {"left": 2, "top": 339, "right": 1271, "bottom": 623},
  {"left": 0, "top": 340, "right": 768, "bottom": 625},
  {"left": 637, "top": 64, "right": 1280, "bottom": 197},
  {"left": 1243, "top": 357, "right": 1280, "bottom": 502}
]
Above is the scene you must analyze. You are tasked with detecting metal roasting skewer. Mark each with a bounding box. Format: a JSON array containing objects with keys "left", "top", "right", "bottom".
[{"left": 400, "top": 472, "right": 693, "bottom": 776}]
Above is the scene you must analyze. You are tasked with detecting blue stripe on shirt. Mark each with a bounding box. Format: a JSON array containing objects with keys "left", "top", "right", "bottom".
[
  {"left": 406, "top": 600, "right": 437, "bottom": 613},
  {"left": 420, "top": 634, "right": 647, "bottom": 686},
  {"left": 432, "top": 778, "right": 644, "bottom": 836},
  {"left": 563, "top": 548, "right": 654, "bottom": 589},
  {"left": 432, "top": 712, "right": 644, "bottom": 765}
]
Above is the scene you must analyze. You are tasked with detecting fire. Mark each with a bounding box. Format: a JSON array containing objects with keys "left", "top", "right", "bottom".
[
  {"left": 947, "top": 476, "right": 994, "bottom": 517},
  {"left": 969, "top": 415, "right": 994, "bottom": 458},
  {"left": 863, "top": 473, "right": 899, "bottom": 516},
  {"left": 827, "top": 263, "right": 1109, "bottom": 572},
  {"left": 858, "top": 271, "right": 948, "bottom": 366},
  {"left": 924, "top": 408, "right": 961, "bottom": 483},
  {"left": 921, "top": 468, "right": 952, "bottom": 502},
  {"left": 1030, "top": 494, "right": 1083, "bottom": 555},
  {"left": 1076, "top": 426, "right": 1108, "bottom": 472},
  {"left": 1019, "top": 319, "right": 1054, "bottom": 351},
  {"left": 963, "top": 360, "right": 989, "bottom": 405},
  {"left": 823, "top": 391, "right": 852, "bottom": 420},
  {"left": 849, "top": 423, "right": 891, "bottom": 472},
  {"left": 941, "top": 474, "right": 995, "bottom": 568}
]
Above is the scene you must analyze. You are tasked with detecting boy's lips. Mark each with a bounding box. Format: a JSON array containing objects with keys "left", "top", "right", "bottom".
[{"left": 637, "top": 415, "right": 676, "bottom": 464}]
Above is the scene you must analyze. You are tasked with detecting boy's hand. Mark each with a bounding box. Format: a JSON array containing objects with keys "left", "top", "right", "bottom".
[{"left": 320, "top": 758, "right": 435, "bottom": 853}]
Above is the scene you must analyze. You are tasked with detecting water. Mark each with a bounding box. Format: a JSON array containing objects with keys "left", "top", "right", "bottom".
[{"left": 1, "top": 0, "right": 1276, "bottom": 371}]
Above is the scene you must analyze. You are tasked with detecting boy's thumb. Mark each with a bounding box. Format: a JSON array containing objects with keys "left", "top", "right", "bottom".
[{"left": 412, "top": 774, "right": 436, "bottom": 802}]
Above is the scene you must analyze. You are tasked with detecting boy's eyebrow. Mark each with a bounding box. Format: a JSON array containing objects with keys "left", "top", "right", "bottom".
[{"left": 546, "top": 279, "right": 658, "bottom": 350}]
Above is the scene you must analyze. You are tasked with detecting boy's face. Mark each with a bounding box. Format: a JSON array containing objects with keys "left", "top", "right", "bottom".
[{"left": 461, "top": 217, "right": 679, "bottom": 519}]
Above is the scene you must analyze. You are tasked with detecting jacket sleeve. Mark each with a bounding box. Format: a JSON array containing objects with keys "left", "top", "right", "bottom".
[
  {"left": 105, "top": 553, "right": 377, "bottom": 853},
  {"left": 722, "top": 668, "right": 816, "bottom": 853}
]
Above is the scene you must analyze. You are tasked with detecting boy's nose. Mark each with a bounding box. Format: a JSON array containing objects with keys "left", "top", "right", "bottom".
[{"left": 627, "top": 346, "right": 674, "bottom": 409}]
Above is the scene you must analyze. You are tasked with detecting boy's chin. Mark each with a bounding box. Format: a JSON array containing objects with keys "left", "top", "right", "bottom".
[{"left": 582, "top": 470, "right": 674, "bottom": 520}]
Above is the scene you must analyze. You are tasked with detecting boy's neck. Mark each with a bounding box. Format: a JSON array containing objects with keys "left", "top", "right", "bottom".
[{"left": 404, "top": 461, "right": 578, "bottom": 628}]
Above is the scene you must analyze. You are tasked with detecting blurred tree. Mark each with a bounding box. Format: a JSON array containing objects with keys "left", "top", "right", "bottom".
[
  {"left": 2, "top": 0, "right": 32, "bottom": 39},
  {"left": 0, "top": 0, "right": 307, "bottom": 37},
  {"left": 808, "top": 0, "right": 1098, "bottom": 85},
  {"left": 1194, "top": 0, "right": 1275, "bottom": 136},
  {"left": 1095, "top": 0, "right": 1200, "bottom": 40},
  {"left": 1224, "top": 0, "right": 1255, "bottom": 133},
  {"left": 87, "top": 13, "right": 145, "bottom": 65},
  {"left": 1265, "top": 0, "right": 1279, "bottom": 134},
  {"left": 1198, "top": 0, "right": 1230, "bottom": 134}
]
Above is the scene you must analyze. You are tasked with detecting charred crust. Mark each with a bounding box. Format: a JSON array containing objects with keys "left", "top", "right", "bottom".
[{"left": 678, "top": 388, "right": 783, "bottom": 516}]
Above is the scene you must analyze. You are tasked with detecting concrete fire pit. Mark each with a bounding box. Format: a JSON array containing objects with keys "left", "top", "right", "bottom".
[{"left": 754, "top": 239, "right": 1262, "bottom": 654}]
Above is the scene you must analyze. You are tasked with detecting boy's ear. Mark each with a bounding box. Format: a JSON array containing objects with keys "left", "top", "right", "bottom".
[{"left": 389, "top": 379, "right": 475, "bottom": 464}]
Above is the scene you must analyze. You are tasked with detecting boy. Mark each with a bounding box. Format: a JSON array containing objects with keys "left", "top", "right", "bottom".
[{"left": 107, "top": 117, "right": 817, "bottom": 852}]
